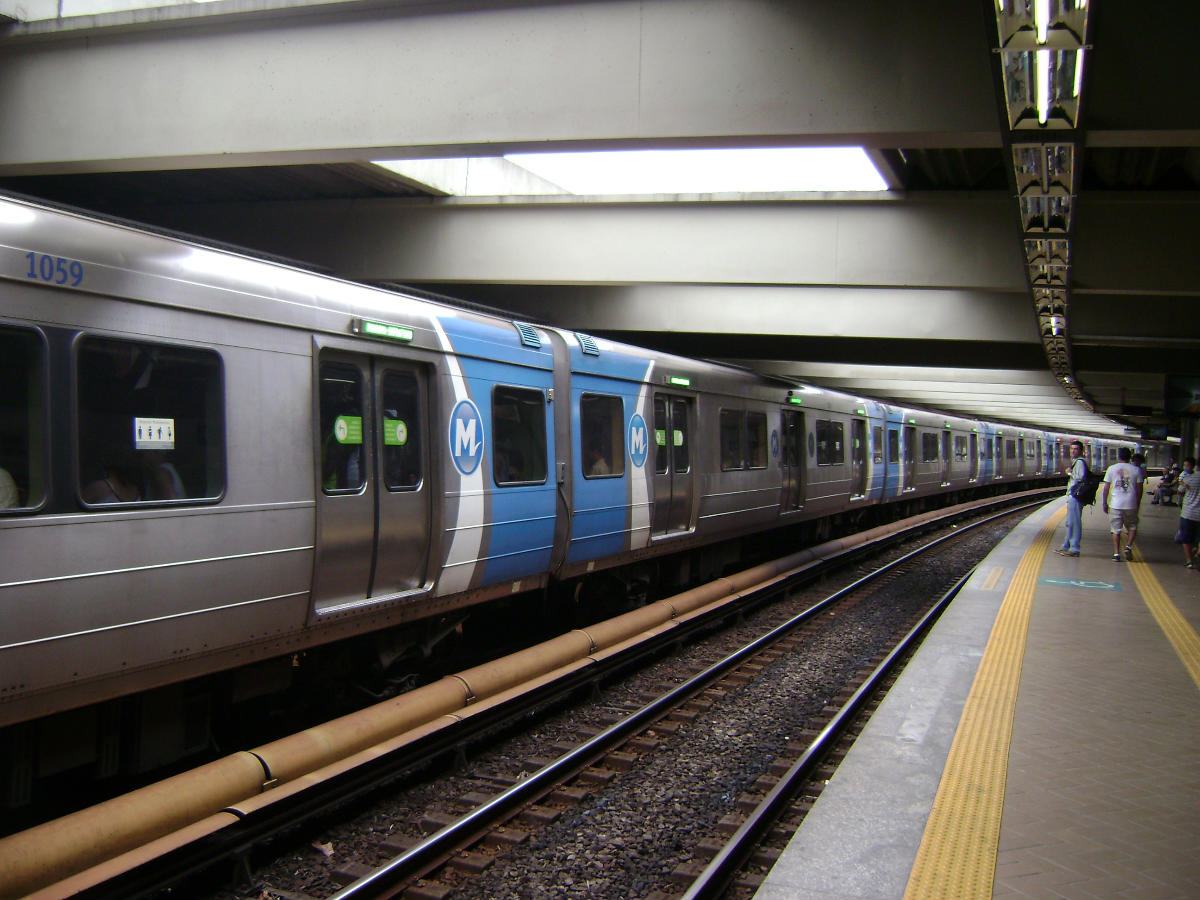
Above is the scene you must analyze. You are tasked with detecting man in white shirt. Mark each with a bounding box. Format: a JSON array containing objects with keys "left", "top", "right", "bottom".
[{"left": 1101, "top": 446, "right": 1145, "bottom": 561}]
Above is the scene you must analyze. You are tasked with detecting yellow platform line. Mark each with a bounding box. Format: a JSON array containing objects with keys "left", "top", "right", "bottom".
[
  {"left": 1126, "top": 549, "right": 1200, "bottom": 691},
  {"left": 904, "top": 505, "right": 1065, "bottom": 900}
]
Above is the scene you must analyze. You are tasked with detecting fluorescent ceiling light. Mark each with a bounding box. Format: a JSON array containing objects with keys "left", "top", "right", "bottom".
[{"left": 375, "top": 147, "right": 887, "bottom": 197}]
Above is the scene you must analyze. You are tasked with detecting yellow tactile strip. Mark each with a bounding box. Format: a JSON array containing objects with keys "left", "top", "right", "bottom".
[
  {"left": 1126, "top": 548, "right": 1200, "bottom": 691},
  {"left": 903, "top": 506, "right": 1065, "bottom": 900}
]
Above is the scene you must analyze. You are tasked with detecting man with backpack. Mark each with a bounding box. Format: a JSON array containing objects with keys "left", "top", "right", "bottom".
[
  {"left": 1102, "top": 446, "right": 1145, "bottom": 561},
  {"left": 1056, "top": 439, "right": 1087, "bottom": 557}
]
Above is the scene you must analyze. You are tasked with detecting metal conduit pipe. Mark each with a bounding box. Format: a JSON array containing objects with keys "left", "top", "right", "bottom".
[
  {"left": 0, "top": 752, "right": 270, "bottom": 898},
  {"left": 0, "top": 498, "right": 984, "bottom": 897}
]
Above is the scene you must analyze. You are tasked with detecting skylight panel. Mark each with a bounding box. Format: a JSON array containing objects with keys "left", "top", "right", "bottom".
[
  {"left": 374, "top": 147, "right": 888, "bottom": 198},
  {"left": 506, "top": 147, "right": 887, "bottom": 195}
]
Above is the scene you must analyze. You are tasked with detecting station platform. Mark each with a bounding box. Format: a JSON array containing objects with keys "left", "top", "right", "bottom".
[{"left": 754, "top": 493, "right": 1200, "bottom": 900}]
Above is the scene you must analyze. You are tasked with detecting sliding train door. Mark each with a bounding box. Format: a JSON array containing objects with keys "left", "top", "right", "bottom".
[
  {"left": 311, "top": 350, "right": 431, "bottom": 615},
  {"left": 651, "top": 394, "right": 694, "bottom": 536},
  {"left": 780, "top": 408, "right": 804, "bottom": 512}
]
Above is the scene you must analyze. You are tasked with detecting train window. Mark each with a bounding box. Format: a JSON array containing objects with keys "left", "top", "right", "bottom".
[
  {"left": 816, "top": 419, "right": 844, "bottom": 466},
  {"left": 921, "top": 433, "right": 939, "bottom": 462},
  {"left": 1006, "top": 440, "right": 1017, "bottom": 459},
  {"left": 0, "top": 327, "right": 46, "bottom": 512},
  {"left": 77, "top": 337, "right": 224, "bottom": 505},
  {"left": 888, "top": 429, "right": 899, "bottom": 464},
  {"left": 954, "top": 435, "right": 969, "bottom": 461},
  {"left": 493, "top": 385, "right": 547, "bottom": 485},
  {"left": 381, "top": 370, "right": 421, "bottom": 491},
  {"left": 783, "top": 413, "right": 803, "bottom": 467},
  {"left": 671, "top": 399, "right": 690, "bottom": 473},
  {"left": 654, "top": 398, "right": 669, "bottom": 475},
  {"left": 986, "top": 439, "right": 994, "bottom": 461},
  {"left": 872, "top": 426, "right": 883, "bottom": 464},
  {"left": 581, "top": 393, "right": 624, "bottom": 478},
  {"left": 720, "top": 409, "right": 743, "bottom": 470},
  {"left": 746, "top": 412, "right": 767, "bottom": 468},
  {"left": 319, "top": 363, "right": 365, "bottom": 493}
]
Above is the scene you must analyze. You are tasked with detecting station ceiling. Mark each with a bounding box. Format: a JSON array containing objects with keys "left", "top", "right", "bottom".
[{"left": 1, "top": 0, "right": 1196, "bottom": 440}]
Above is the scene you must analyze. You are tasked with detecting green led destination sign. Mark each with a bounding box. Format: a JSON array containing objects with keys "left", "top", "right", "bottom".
[
  {"left": 666, "top": 375, "right": 691, "bottom": 387},
  {"left": 353, "top": 318, "right": 414, "bottom": 343}
]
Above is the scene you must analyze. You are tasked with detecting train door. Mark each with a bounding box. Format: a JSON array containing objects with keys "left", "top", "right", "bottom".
[
  {"left": 652, "top": 395, "right": 694, "bottom": 535},
  {"left": 1017, "top": 437, "right": 1026, "bottom": 476},
  {"left": 373, "top": 365, "right": 430, "bottom": 593},
  {"left": 969, "top": 433, "right": 979, "bottom": 480},
  {"left": 903, "top": 424, "right": 916, "bottom": 490},
  {"left": 850, "top": 419, "right": 867, "bottom": 498},
  {"left": 780, "top": 408, "right": 804, "bottom": 512},
  {"left": 941, "top": 431, "right": 952, "bottom": 485},
  {"left": 312, "top": 352, "right": 431, "bottom": 613},
  {"left": 886, "top": 425, "right": 900, "bottom": 496}
]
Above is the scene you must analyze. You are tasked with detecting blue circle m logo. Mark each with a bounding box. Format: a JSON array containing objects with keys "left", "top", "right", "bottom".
[
  {"left": 449, "top": 399, "right": 485, "bottom": 476},
  {"left": 628, "top": 414, "right": 649, "bottom": 469}
]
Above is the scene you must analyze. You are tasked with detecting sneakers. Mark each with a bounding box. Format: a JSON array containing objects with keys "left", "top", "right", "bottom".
[
  {"left": 1184, "top": 561, "right": 1193, "bottom": 569},
  {"left": 1124, "top": 547, "right": 1133, "bottom": 561},
  {"left": 1055, "top": 548, "right": 1079, "bottom": 557},
  {"left": 1112, "top": 553, "right": 1121, "bottom": 561}
]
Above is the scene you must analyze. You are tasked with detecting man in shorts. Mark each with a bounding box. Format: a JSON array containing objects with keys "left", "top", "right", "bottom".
[
  {"left": 1174, "top": 457, "right": 1200, "bottom": 567},
  {"left": 1101, "top": 446, "right": 1144, "bottom": 561}
]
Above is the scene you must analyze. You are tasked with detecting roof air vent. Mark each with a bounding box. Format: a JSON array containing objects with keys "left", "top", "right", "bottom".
[
  {"left": 514, "top": 322, "right": 541, "bottom": 349},
  {"left": 575, "top": 332, "right": 600, "bottom": 356}
]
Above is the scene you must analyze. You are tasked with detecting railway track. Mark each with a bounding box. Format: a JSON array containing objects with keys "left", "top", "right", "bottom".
[
  {"left": 318, "top": 518, "right": 984, "bottom": 900},
  {"left": 2, "top": 492, "right": 1050, "bottom": 900}
]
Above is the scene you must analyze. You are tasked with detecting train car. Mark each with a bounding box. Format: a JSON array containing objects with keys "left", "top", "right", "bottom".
[{"left": 0, "top": 193, "right": 1124, "bottom": 797}]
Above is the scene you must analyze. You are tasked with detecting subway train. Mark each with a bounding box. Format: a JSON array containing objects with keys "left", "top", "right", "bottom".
[{"left": 0, "top": 193, "right": 1136, "bottom": 793}]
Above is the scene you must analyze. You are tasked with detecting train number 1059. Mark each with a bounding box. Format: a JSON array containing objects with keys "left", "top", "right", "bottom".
[{"left": 26, "top": 252, "right": 84, "bottom": 287}]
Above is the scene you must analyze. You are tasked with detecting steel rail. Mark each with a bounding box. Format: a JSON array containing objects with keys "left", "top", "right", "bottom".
[
  {"left": 329, "top": 502, "right": 1034, "bottom": 900},
  {"left": 679, "top": 567, "right": 974, "bottom": 899}
]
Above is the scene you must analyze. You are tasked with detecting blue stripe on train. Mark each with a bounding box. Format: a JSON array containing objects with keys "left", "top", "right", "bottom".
[
  {"left": 443, "top": 318, "right": 557, "bottom": 587},
  {"left": 566, "top": 347, "right": 654, "bottom": 564}
]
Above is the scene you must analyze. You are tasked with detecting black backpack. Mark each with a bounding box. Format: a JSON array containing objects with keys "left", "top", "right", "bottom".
[{"left": 1071, "top": 461, "right": 1103, "bottom": 506}]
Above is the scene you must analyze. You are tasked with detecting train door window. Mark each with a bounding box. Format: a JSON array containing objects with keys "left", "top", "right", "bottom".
[
  {"left": 816, "top": 420, "right": 844, "bottom": 465},
  {"left": 969, "top": 434, "right": 979, "bottom": 479},
  {"left": 921, "top": 432, "right": 939, "bottom": 462},
  {"left": 954, "top": 435, "right": 968, "bottom": 461},
  {"left": 319, "top": 363, "right": 366, "bottom": 493},
  {"left": 888, "top": 429, "right": 899, "bottom": 464},
  {"left": 746, "top": 411, "right": 767, "bottom": 468},
  {"left": 654, "top": 398, "right": 669, "bottom": 474},
  {"left": 985, "top": 438, "right": 994, "bottom": 461},
  {"left": 78, "top": 337, "right": 225, "bottom": 504},
  {"left": 493, "top": 385, "right": 547, "bottom": 485},
  {"left": 720, "top": 409, "right": 743, "bottom": 470},
  {"left": 1006, "top": 440, "right": 1017, "bottom": 461},
  {"left": 0, "top": 327, "right": 46, "bottom": 512},
  {"left": 671, "top": 399, "right": 690, "bottom": 473},
  {"left": 380, "top": 370, "right": 422, "bottom": 490},
  {"left": 872, "top": 426, "right": 883, "bottom": 464},
  {"left": 581, "top": 393, "right": 624, "bottom": 478}
]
